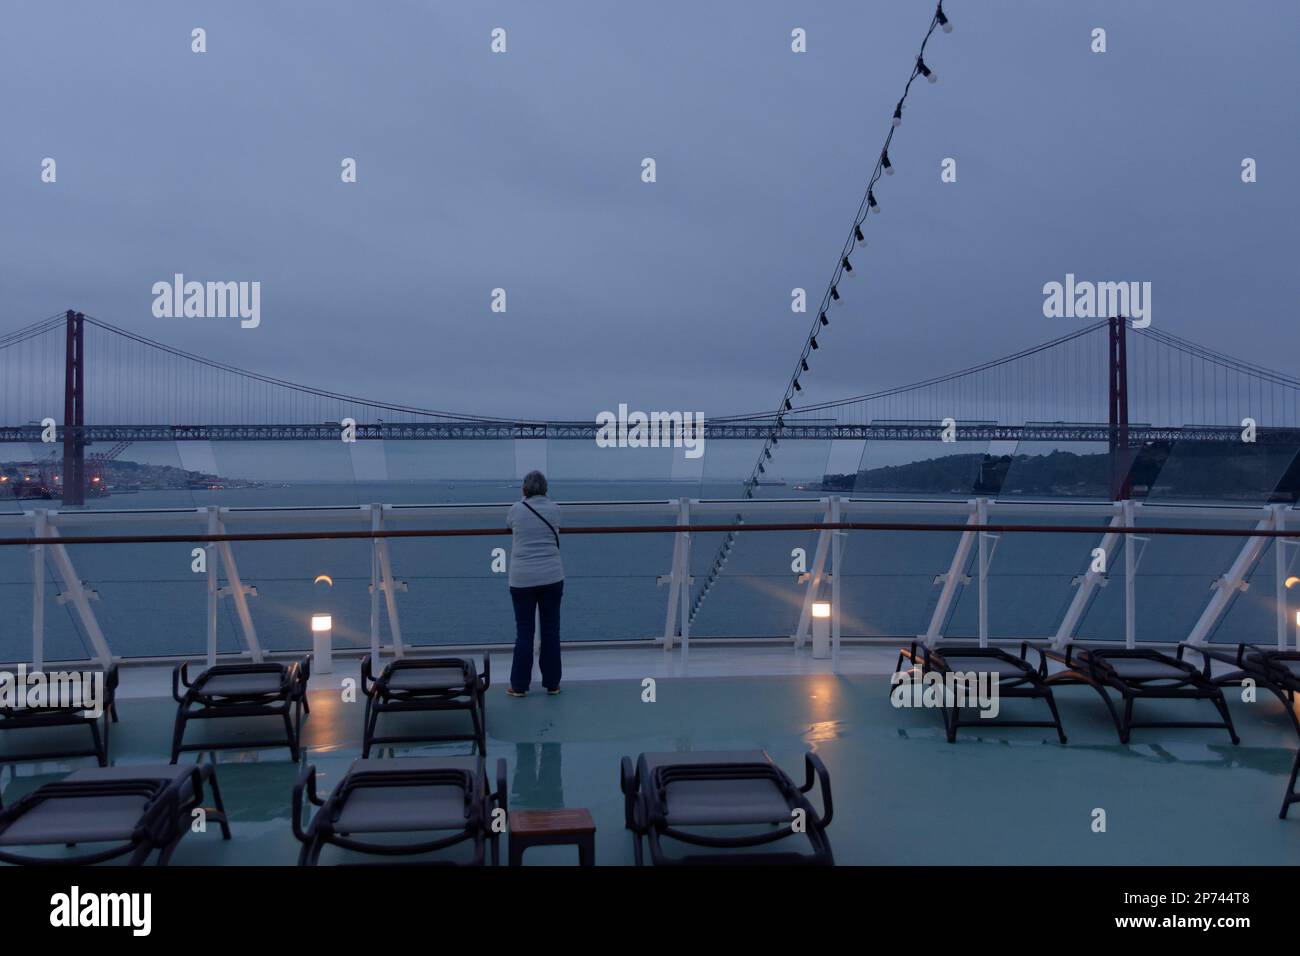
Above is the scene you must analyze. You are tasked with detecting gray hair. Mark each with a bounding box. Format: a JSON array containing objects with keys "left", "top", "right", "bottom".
[{"left": 522, "top": 470, "right": 548, "bottom": 498}]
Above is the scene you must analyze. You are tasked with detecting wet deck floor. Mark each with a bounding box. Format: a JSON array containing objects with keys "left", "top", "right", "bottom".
[{"left": 2, "top": 672, "right": 1298, "bottom": 864}]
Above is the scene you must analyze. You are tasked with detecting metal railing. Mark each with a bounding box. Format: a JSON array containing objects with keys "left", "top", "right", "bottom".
[{"left": 0, "top": 495, "right": 1295, "bottom": 672}]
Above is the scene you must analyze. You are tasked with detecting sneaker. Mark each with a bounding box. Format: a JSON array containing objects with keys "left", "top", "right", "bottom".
[
  {"left": 546, "top": 686, "right": 561, "bottom": 695},
  {"left": 506, "top": 688, "right": 527, "bottom": 698}
]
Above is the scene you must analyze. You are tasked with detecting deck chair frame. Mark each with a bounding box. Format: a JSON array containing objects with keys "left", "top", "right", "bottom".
[
  {"left": 620, "top": 751, "right": 834, "bottom": 866},
  {"left": 1182, "top": 642, "right": 1300, "bottom": 817},
  {"left": 0, "top": 664, "right": 120, "bottom": 768},
  {"left": 895, "top": 640, "right": 1068, "bottom": 744},
  {"left": 170, "top": 657, "right": 311, "bottom": 762},
  {"left": 293, "top": 756, "right": 507, "bottom": 865},
  {"left": 360, "top": 656, "right": 489, "bottom": 757},
  {"left": 0, "top": 762, "right": 230, "bottom": 865},
  {"left": 1046, "top": 644, "right": 1239, "bottom": 745}
]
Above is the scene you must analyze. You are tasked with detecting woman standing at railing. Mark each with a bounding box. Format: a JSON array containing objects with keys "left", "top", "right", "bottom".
[{"left": 505, "top": 470, "right": 564, "bottom": 697}]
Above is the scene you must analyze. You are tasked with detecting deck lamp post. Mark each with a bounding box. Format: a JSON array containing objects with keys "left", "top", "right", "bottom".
[
  {"left": 311, "top": 614, "right": 333, "bottom": 675},
  {"left": 1287, "top": 575, "right": 1300, "bottom": 650},
  {"left": 811, "top": 601, "right": 831, "bottom": 660}
]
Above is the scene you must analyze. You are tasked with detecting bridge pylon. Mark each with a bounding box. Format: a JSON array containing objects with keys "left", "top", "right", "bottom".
[
  {"left": 1108, "top": 315, "right": 1131, "bottom": 501},
  {"left": 62, "top": 309, "right": 86, "bottom": 505}
]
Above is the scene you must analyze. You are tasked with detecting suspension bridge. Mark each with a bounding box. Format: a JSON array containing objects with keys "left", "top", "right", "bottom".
[{"left": 2, "top": 310, "right": 1300, "bottom": 503}]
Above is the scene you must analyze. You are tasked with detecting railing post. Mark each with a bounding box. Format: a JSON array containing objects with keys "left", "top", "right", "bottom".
[
  {"left": 678, "top": 498, "right": 692, "bottom": 662},
  {"left": 1185, "top": 508, "right": 1275, "bottom": 646},
  {"left": 1277, "top": 508, "right": 1291, "bottom": 651},
  {"left": 977, "top": 497, "right": 989, "bottom": 648},
  {"left": 44, "top": 521, "right": 112, "bottom": 668},
  {"left": 205, "top": 506, "right": 219, "bottom": 666},
  {"left": 1053, "top": 504, "right": 1124, "bottom": 650},
  {"left": 830, "top": 496, "right": 843, "bottom": 672},
  {"left": 213, "top": 508, "right": 262, "bottom": 663},
  {"left": 792, "top": 499, "right": 833, "bottom": 647},
  {"left": 660, "top": 500, "right": 686, "bottom": 650},
  {"left": 370, "top": 504, "right": 382, "bottom": 672},
  {"left": 31, "top": 509, "right": 46, "bottom": 670},
  {"left": 923, "top": 501, "right": 978, "bottom": 645},
  {"left": 1123, "top": 498, "right": 1136, "bottom": 648},
  {"left": 373, "top": 505, "right": 406, "bottom": 658}
]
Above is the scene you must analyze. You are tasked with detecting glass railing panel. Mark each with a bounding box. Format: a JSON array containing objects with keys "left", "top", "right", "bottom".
[
  {"left": 53, "top": 514, "right": 218, "bottom": 660},
  {"left": 1211, "top": 530, "right": 1297, "bottom": 647},
  {"left": 376, "top": 439, "right": 517, "bottom": 501},
  {"left": 1144, "top": 441, "right": 1300, "bottom": 505},
  {"left": 0, "top": 441, "right": 44, "bottom": 512},
  {"left": 688, "top": 504, "right": 824, "bottom": 639},
  {"left": 852, "top": 434, "right": 990, "bottom": 498},
  {"left": 938, "top": 511, "right": 1116, "bottom": 642},
  {"left": 839, "top": 504, "right": 971, "bottom": 640},
  {"left": 995, "top": 439, "right": 1112, "bottom": 500},
  {"left": 202, "top": 440, "right": 359, "bottom": 507},
  {"left": 1076, "top": 515, "right": 1250, "bottom": 644}
]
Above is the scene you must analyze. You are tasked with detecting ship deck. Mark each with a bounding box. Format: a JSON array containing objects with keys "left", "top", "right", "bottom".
[{"left": 2, "top": 646, "right": 1297, "bottom": 865}]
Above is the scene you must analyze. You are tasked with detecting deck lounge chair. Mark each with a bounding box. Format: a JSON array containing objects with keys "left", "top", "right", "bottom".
[
  {"left": 620, "top": 750, "right": 834, "bottom": 865},
  {"left": 894, "top": 641, "right": 1067, "bottom": 744},
  {"left": 0, "top": 762, "right": 230, "bottom": 865},
  {"left": 170, "top": 657, "right": 311, "bottom": 762},
  {"left": 0, "top": 664, "right": 119, "bottom": 768},
  {"left": 1180, "top": 642, "right": 1300, "bottom": 732},
  {"left": 1045, "top": 644, "right": 1239, "bottom": 745},
  {"left": 293, "top": 755, "right": 507, "bottom": 865},
  {"left": 361, "top": 656, "right": 488, "bottom": 757},
  {"left": 1179, "top": 642, "right": 1300, "bottom": 818}
]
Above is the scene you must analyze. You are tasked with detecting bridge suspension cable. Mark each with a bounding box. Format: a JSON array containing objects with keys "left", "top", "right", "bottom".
[{"left": 4, "top": 311, "right": 1300, "bottom": 436}]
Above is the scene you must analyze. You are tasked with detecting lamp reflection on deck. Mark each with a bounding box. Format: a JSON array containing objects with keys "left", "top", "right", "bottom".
[{"left": 804, "top": 675, "right": 841, "bottom": 743}]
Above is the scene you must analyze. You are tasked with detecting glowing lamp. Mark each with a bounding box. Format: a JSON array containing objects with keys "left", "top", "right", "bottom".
[
  {"left": 311, "top": 614, "right": 333, "bottom": 674},
  {"left": 811, "top": 602, "right": 831, "bottom": 659}
]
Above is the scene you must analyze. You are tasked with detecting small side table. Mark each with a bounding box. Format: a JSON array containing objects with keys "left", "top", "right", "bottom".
[{"left": 508, "top": 808, "right": 596, "bottom": 866}]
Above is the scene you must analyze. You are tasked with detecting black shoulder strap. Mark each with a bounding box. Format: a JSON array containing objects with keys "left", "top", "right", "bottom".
[{"left": 520, "top": 500, "right": 560, "bottom": 549}]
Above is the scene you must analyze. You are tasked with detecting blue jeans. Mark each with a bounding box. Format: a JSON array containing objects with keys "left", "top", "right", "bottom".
[{"left": 509, "top": 580, "right": 563, "bottom": 692}]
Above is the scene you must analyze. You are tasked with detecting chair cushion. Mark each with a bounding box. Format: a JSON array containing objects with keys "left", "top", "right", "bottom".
[
  {"left": 197, "top": 671, "right": 287, "bottom": 697},
  {"left": 331, "top": 756, "right": 483, "bottom": 833},
  {"left": 332, "top": 785, "right": 470, "bottom": 833},
  {"left": 639, "top": 750, "right": 770, "bottom": 775},
  {"left": 0, "top": 794, "right": 148, "bottom": 846},
  {"left": 662, "top": 777, "right": 794, "bottom": 826},
  {"left": 348, "top": 756, "right": 482, "bottom": 776},
  {"left": 1100, "top": 657, "right": 1191, "bottom": 681},
  {"left": 935, "top": 654, "right": 1029, "bottom": 680},
  {"left": 66, "top": 763, "right": 203, "bottom": 802},
  {"left": 638, "top": 751, "right": 792, "bottom": 826},
  {"left": 384, "top": 670, "right": 468, "bottom": 692}
]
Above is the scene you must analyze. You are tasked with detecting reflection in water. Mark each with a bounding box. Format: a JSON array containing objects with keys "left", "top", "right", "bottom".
[{"left": 512, "top": 742, "right": 564, "bottom": 808}]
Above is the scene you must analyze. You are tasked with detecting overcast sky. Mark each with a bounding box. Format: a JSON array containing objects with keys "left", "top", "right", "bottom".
[{"left": 1, "top": 0, "right": 1296, "bottom": 423}]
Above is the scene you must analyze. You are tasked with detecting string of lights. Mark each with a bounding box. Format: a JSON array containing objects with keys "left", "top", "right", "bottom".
[{"left": 691, "top": 1, "right": 954, "bottom": 621}]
